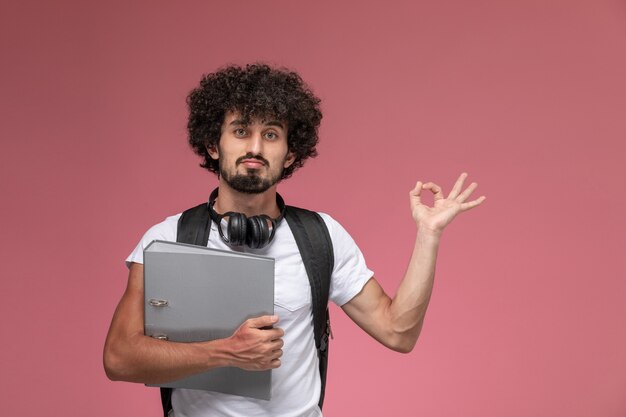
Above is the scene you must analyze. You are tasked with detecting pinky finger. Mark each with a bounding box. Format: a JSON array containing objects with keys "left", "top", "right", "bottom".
[{"left": 460, "top": 196, "right": 486, "bottom": 211}]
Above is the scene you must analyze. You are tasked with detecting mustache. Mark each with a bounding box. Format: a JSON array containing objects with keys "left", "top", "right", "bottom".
[{"left": 236, "top": 153, "right": 269, "bottom": 166}]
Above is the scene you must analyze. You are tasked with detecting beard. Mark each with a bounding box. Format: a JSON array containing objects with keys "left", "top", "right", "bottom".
[
  {"left": 220, "top": 154, "right": 284, "bottom": 194},
  {"left": 221, "top": 170, "right": 275, "bottom": 194}
]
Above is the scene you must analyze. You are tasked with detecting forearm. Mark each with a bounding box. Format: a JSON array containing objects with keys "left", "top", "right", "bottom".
[
  {"left": 387, "top": 228, "right": 441, "bottom": 350},
  {"left": 104, "top": 262, "right": 283, "bottom": 383},
  {"left": 104, "top": 328, "right": 230, "bottom": 384},
  {"left": 104, "top": 262, "right": 233, "bottom": 384},
  {"left": 343, "top": 228, "right": 441, "bottom": 353}
]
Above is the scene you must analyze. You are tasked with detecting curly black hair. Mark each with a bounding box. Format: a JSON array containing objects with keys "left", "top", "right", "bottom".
[{"left": 186, "top": 63, "right": 322, "bottom": 179}]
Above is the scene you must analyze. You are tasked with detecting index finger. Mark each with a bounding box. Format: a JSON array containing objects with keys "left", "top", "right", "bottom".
[{"left": 246, "top": 315, "right": 279, "bottom": 329}]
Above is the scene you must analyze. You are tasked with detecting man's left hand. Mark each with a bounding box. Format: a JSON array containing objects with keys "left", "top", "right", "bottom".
[{"left": 410, "top": 172, "right": 485, "bottom": 235}]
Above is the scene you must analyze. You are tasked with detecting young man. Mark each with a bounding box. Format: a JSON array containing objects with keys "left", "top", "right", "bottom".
[{"left": 104, "top": 63, "right": 485, "bottom": 417}]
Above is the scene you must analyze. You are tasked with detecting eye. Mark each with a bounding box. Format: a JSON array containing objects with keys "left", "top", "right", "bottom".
[
  {"left": 234, "top": 128, "right": 247, "bottom": 137},
  {"left": 264, "top": 131, "right": 278, "bottom": 140}
]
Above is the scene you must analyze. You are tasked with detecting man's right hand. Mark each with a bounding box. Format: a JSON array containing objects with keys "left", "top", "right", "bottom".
[{"left": 224, "top": 315, "right": 284, "bottom": 371}]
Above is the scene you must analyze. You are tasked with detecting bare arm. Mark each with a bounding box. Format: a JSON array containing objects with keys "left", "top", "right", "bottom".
[
  {"left": 103, "top": 262, "right": 284, "bottom": 383},
  {"left": 342, "top": 173, "right": 485, "bottom": 353}
]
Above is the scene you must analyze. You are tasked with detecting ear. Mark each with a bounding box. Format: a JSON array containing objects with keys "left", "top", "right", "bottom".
[
  {"left": 206, "top": 144, "right": 219, "bottom": 160},
  {"left": 284, "top": 151, "right": 296, "bottom": 168}
]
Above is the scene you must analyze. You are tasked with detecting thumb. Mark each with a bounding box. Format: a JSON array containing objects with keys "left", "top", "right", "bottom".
[
  {"left": 410, "top": 181, "right": 423, "bottom": 203},
  {"left": 246, "top": 315, "right": 279, "bottom": 329}
]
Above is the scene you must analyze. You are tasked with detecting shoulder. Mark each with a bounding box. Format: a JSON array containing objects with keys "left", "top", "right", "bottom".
[
  {"left": 284, "top": 206, "right": 344, "bottom": 235},
  {"left": 290, "top": 209, "right": 358, "bottom": 252},
  {"left": 138, "top": 212, "right": 182, "bottom": 243},
  {"left": 125, "top": 212, "right": 182, "bottom": 267},
  {"left": 316, "top": 212, "right": 350, "bottom": 240}
]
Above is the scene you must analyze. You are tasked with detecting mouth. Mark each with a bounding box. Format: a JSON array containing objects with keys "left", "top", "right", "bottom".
[
  {"left": 237, "top": 155, "right": 268, "bottom": 169},
  {"left": 241, "top": 159, "right": 265, "bottom": 169}
]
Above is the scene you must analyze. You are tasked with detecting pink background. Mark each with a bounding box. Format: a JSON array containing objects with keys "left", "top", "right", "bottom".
[{"left": 2, "top": 1, "right": 625, "bottom": 416}]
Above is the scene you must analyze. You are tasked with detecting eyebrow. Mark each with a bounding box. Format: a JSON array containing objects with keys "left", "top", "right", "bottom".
[{"left": 229, "top": 119, "right": 285, "bottom": 129}]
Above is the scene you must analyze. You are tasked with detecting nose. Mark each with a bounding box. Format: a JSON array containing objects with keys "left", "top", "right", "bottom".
[{"left": 247, "top": 131, "right": 264, "bottom": 155}]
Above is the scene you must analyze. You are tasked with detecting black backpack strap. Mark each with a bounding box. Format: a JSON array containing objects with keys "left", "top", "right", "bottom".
[
  {"left": 284, "top": 206, "right": 334, "bottom": 409},
  {"left": 159, "top": 388, "right": 173, "bottom": 417},
  {"left": 160, "top": 203, "right": 213, "bottom": 417},
  {"left": 176, "top": 202, "right": 212, "bottom": 246}
]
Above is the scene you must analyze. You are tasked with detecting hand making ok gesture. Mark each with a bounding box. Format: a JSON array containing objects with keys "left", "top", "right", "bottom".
[{"left": 410, "top": 172, "right": 486, "bottom": 235}]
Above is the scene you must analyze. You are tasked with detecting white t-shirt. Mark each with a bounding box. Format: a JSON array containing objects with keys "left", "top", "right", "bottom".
[{"left": 126, "top": 211, "right": 373, "bottom": 417}]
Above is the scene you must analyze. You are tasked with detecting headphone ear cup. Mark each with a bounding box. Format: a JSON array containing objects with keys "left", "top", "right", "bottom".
[
  {"left": 246, "top": 215, "right": 271, "bottom": 249},
  {"left": 207, "top": 187, "right": 284, "bottom": 249},
  {"left": 227, "top": 213, "right": 247, "bottom": 246}
]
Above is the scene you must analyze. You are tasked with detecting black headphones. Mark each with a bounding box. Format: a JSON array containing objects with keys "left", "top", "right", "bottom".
[{"left": 207, "top": 188, "right": 286, "bottom": 249}]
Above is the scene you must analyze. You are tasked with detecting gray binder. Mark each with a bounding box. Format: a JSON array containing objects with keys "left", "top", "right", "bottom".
[{"left": 143, "top": 240, "right": 275, "bottom": 400}]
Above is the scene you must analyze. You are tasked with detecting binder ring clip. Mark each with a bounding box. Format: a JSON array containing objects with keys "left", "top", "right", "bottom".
[
  {"left": 148, "top": 299, "right": 169, "bottom": 307},
  {"left": 151, "top": 334, "right": 169, "bottom": 341}
]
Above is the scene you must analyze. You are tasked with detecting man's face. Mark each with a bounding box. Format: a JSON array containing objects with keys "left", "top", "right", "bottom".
[{"left": 208, "top": 112, "right": 295, "bottom": 194}]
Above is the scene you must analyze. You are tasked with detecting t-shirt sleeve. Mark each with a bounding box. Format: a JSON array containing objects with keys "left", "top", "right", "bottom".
[
  {"left": 319, "top": 213, "right": 374, "bottom": 306},
  {"left": 124, "top": 214, "right": 181, "bottom": 268}
]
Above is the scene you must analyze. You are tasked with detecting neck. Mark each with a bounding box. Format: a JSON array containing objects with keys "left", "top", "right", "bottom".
[{"left": 213, "top": 181, "right": 281, "bottom": 218}]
